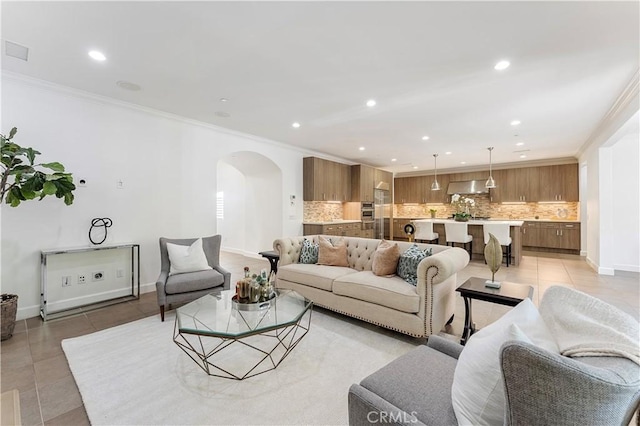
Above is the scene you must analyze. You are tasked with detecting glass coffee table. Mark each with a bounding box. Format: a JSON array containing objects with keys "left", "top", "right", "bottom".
[{"left": 173, "top": 289, "right": 312, "bottom": 380}]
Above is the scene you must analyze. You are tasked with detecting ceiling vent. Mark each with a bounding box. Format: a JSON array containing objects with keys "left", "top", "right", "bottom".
[{"left": 5, "top": 41, "right": 29, "bottom": 61}]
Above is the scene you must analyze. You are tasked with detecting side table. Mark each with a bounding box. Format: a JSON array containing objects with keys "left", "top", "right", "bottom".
[
  {"left": 456, "top": 277, "right": 533, "bottom": 345},
  {"left": 258, "top": 250, "right": 280, "bottom": 275}
]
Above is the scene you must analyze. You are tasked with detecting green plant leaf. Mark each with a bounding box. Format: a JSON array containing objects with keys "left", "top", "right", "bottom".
[
  {"left": 41, "top": 162, "right": 65, "bottom": 172},
  {"left": 25, "top": 148, "right": 37, "bottom": 165},
  {"left": 64, "top": 192, "right": 74, "bottom": 205},
  {"left": 42, "top": 181, "right": 57, "bottom": 195},
  {"left": 8, "top": 165, "right": 34, "bottom": 175},
  {"left": 21, "top": 188, "right": 36, "bottom": 200},
  {"left": 8, "top": 127, "right": 17, "bottom": 139}
]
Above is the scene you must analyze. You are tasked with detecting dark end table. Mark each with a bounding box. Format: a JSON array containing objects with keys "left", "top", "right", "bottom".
[
  {"left": 258, "top": 250, "right": 280, "bottom": 275},
  {"left": 456, "top": 277, "right": 533, "bottom": 345}
]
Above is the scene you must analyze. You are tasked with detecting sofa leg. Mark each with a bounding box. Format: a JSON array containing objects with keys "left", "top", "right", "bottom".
[{"left": 160, "top": 305, "right": 165, "bottom": 322}]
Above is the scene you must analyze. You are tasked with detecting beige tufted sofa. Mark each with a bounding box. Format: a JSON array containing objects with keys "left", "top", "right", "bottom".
[{"left": 273, "top": 235, "right": 470, "bottom": 338}]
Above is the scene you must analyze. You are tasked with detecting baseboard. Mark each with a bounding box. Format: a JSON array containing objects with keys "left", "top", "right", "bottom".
[
  {"left": 585, "top": 256, "right": 616, "bottom": 276},
  {"left": 580, "top": 250, "right": 587, "bottom": 257},
  {"left": 613, "top": 264, "right": 640, "bottom": 273}
]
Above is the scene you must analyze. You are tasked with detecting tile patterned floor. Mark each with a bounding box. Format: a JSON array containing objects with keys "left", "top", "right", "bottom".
[{"left": 1, "top": 251, "right": 638, "bottom": 425}]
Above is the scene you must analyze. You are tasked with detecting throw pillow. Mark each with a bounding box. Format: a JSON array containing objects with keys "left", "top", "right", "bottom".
[
  {"left": 397, "top": 244, "right": 433, "bottom": 285},
  {"left": 317, "top": 236, "right": 349, "bottom": 267},
  {"left": 451, "top": 298, "right": 559, "bottom": 426},
  {"left": 166, "top": 238, "right": 212, "bottom": 276},
  {"left": 372, "top": 240, "right": 400, "bottom": 276},
  {"left": 299, "top": 238, "right": 319, "bottom": 264}
]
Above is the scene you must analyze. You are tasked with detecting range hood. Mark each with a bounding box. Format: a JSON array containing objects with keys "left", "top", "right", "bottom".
[{"left": 446, "top": 180, "right": 490, "bottom": 195}]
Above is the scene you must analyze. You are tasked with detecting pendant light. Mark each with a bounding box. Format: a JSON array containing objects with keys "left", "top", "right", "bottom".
[
  {"left": 485, "top": 147, "right": 496, "bottom": 188},
  {"left": 431, "top": 154, "right": 441, "bottom": 191}
]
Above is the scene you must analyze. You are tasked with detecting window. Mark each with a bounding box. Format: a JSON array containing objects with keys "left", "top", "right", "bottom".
[{"left": 216, "top": 191, "right": 224, "bottom": 219}]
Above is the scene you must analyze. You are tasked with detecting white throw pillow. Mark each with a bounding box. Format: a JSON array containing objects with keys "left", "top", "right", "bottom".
[
  {"left": 166, "top": 238, "right": 212, "bottom": 276},
  {"left": 451, "top": 298, "right": 559, "bottom": 426}
]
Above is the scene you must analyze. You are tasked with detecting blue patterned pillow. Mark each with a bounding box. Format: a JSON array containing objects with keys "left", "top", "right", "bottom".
[
  {"left": 397, "top": 245, "right": 433, "bottom": 285},
  {"left": 299, "top": 238, "right": 319, "bottom": 264}
]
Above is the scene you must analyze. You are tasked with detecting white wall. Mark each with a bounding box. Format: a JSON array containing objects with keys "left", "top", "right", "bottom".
[
  {"left": 580, "top": 112, "right": 639, "bottom": 274},
  {"left": 1, "top": 75, "right": 308, "bottom": 319}
]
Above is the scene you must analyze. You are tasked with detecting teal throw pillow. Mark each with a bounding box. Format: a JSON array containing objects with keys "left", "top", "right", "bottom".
[
  {"left": 299, "top": 238, "right": 319, "bottom": 264},
  {"left": 397, "top": 245, "right": 433, "bottom": 286}
]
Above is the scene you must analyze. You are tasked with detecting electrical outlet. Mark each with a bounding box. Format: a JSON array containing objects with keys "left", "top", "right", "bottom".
[
  {"left": 116, "top": 268, "right": 124, "bottom": 279},
  {"left": 92, "top": 271, "right": 104, "bottom": 282},
  {"left": 78, "top": 274, "right": 86, "bottom": 284},
  {"left": 62, "top": 276, "right": 71, "bottom": 287}
]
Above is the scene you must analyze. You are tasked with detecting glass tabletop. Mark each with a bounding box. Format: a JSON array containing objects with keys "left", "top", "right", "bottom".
[{"left": 175, "top": 289, "right": 312, "bottom": 338}]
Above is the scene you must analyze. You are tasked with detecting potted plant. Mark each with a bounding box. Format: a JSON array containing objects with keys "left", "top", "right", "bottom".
[
  {"left": 451, "top": 193, "right": 474, "bottom": 222},
  {"left": 1, "top": 127, "right": 76, "bottom": 340},
  {"left": 429, "top": 209, "right": 437, "bottom": 219}
]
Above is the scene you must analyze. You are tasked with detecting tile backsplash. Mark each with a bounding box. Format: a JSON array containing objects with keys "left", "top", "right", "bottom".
[{"left": 304, "top": 195, "right": 579, "bottom": 222}]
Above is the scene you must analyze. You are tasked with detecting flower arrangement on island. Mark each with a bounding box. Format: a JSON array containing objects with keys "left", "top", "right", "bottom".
[{"left": 451, "top": 193, "right": 475, "bottom": 221}]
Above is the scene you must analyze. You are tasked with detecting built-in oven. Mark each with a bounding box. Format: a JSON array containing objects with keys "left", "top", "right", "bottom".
[{"left": 361, "top": 202, "right": 375, "bottom": 229}]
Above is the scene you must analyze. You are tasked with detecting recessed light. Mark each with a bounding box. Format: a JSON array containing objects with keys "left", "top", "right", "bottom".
[
  {"left": 445, "top": 151, "right": 452, "bottom": 155},
  {"left": 88, "top": 50, "right": 106, "bottom": 61},
  {"left": 412, "top": 166, "right": 418, "bottom": 170},
  {"left": 391, "top": 158, "right": 397, "bottom": 162},
  {"left": 516, "top": 142, "right": 525, "bottom": 146},
  {"left": 519, "top": 154, "right": 527, "bottom": 158},
  {"left": 510, "top": 120, "right": 521, "bottom": 126},
  {"left": 366, "top": 99, "right": 376, "bottom": 107},
  {"left": 292, "top": 122, "right": 301, "bottom": 128},
  {"left": 421, "top": 136, "right": 430, "bottom": 141},
  {"left": 220, "top": 98, "right": 228, "bottom": 102},
  {"left": 494, "top": 60, "right": 510, "bottom": 70},
  {"left": 359, "top": 147, "right": 365, "bottom": 151},
  {"left": 460, "top": 161, "right": 467, "bottom": 165}
]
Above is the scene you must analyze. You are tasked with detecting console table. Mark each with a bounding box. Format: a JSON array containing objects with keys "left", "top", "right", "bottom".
[{"left": 41, "top": 243, "right": 140, "bottom": 320}]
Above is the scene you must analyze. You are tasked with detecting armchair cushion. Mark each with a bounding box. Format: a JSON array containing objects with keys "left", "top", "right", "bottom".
[
  {"left": 451, "top": 298, "right": 559, "bottom": 426},
  {"left": 166, "top": 238, "right": 212, "bottom": 276},
  {"left": 165, "top": 268, "right": 225, "bottom": 294}
]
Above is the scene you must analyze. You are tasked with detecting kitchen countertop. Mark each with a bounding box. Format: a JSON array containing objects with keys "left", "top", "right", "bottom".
[
  {"left": 303, "top": 220, "right": 362, "bottom": 225},
  {"left": 413, "top": 218, "right": 525, "bottom": 226},
  {"left": 394, "top": 217, "right": 579, "bottom": 223}
]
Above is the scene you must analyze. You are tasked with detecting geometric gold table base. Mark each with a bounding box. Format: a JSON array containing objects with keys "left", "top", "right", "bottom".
[{"left": 173, "top": 308, "right": 312, "bottom": 380}]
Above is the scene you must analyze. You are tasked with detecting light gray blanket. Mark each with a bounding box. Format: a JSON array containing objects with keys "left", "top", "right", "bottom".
[{"left": 539, "top": 285, "right": 640, "bottom": 365}]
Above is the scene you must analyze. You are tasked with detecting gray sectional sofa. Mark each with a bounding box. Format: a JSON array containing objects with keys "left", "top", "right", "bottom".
[{"left": 273, "top": 235, "right": 470, "bottom": 338}]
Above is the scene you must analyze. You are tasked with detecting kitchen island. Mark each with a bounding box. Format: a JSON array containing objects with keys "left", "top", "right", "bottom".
[{"left": 409, "top": 219, "right": 524, "bottom": 266}]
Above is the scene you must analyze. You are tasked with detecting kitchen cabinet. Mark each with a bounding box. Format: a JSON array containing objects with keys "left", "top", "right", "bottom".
[
  {"left": 303, "top": 157, "right": 351, "bottom": 201},
  {"left": 303, "top": 222, "right": 362, "bottom": 237},
  {"left": 351, "top": 165, "right": 375, "bottom": 202},
  {"left": 393, "top": 177, "right": 421, "bottom": 204},
  {"left": 490, "top": 167, "right": 540, "bottom": 203},
  {"left": 392, "top": 218, "right": 413, "bottom": 240},
  {"left": 374, "top": 168, "right": 393, "bottom": 191},
  {"left": 425, "top": 173, "right": 450, "bottom": 203},
  {"left": 523, "top": 221, "right": 580, "bottom": 252},
  {"left": 538, "top": 164, "right": 579, "bottom": 202}
]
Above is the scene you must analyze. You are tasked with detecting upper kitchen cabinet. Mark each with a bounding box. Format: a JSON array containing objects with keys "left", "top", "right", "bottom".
[
  {"left": 351, "top": 165, "right": 375, "bottom": 202},
  {"left": 394, "top": 176, "right": 420, "bottom": 203},
  {"left": 490, "top": 167, "right": 540, "bottom": 203},
  {"left": 303, "top": 157, "right": 351, "bottom": 201},
  {"left": 425, "top": 173, "right": 450, "bottom": 203},
  {"left": 538, "top": 164, "right": 579, "bottom": 202},
  {"left": 374, "top": 168, "right": 393, "bottom": 191}
]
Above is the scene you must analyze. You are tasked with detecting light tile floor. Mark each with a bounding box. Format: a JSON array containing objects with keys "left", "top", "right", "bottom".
[{"left": 1, "top": 251, "right": 638, "bottom": 425}]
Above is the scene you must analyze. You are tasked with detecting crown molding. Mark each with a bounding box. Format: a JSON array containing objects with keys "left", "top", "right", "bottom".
[
  {"left": 577, "top": 69, "right": 639, "bottom": 157},
  {"left": 1, "top": 71, "right": 352, "bottom": 164}
]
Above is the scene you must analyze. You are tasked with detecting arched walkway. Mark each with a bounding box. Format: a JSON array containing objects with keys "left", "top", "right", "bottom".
[{"left": 216, "top": 152, "right": 283, "bottom": 256}]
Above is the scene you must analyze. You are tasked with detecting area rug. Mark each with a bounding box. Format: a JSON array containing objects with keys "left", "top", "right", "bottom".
[{"left": 62, "top": 309, "right": 419, "bottom": 425}]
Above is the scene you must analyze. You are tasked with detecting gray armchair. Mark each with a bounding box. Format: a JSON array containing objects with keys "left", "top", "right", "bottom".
[
  {"left": 349, "top": 336, "right": 640, "bottom": 426},
  {"left": 156, "top": 235, "right": 231, "bottom": 321}
]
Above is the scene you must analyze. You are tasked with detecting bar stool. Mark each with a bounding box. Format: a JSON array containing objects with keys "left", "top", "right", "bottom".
[
  {"left": 483, "top": 222, "right": 513, "bottom": 267},
  {"left": 414, "top": 220, "right": 439, "bottom": 244},
  {"left": 444, "top": 222, "right": 473, "bottom": 258}
]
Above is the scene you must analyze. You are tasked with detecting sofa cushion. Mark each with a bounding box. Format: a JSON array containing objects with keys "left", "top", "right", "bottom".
[
  {"left": 333, "top": 271, "right": 420, "bottom": 313},
  {"left": 360, "top": 345, "right": 458, "bottom": 425},
  {"left": 299, "top": 238, "right": 319, "bottom": 264},
  {"left": 318, "top": 236, "right": 349, "bottom": 267},
  {"left": 165, "top": 269, "right": 224, "bottom": 294},
  {"left": 371, "top": 240, "right": 400, "bottom": 276},
  {"left": 278, "top": 263, "right": 356, "bottom": 291},
  {"left": 397, "top": 245, "right": 432, "bottom": 285}
]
